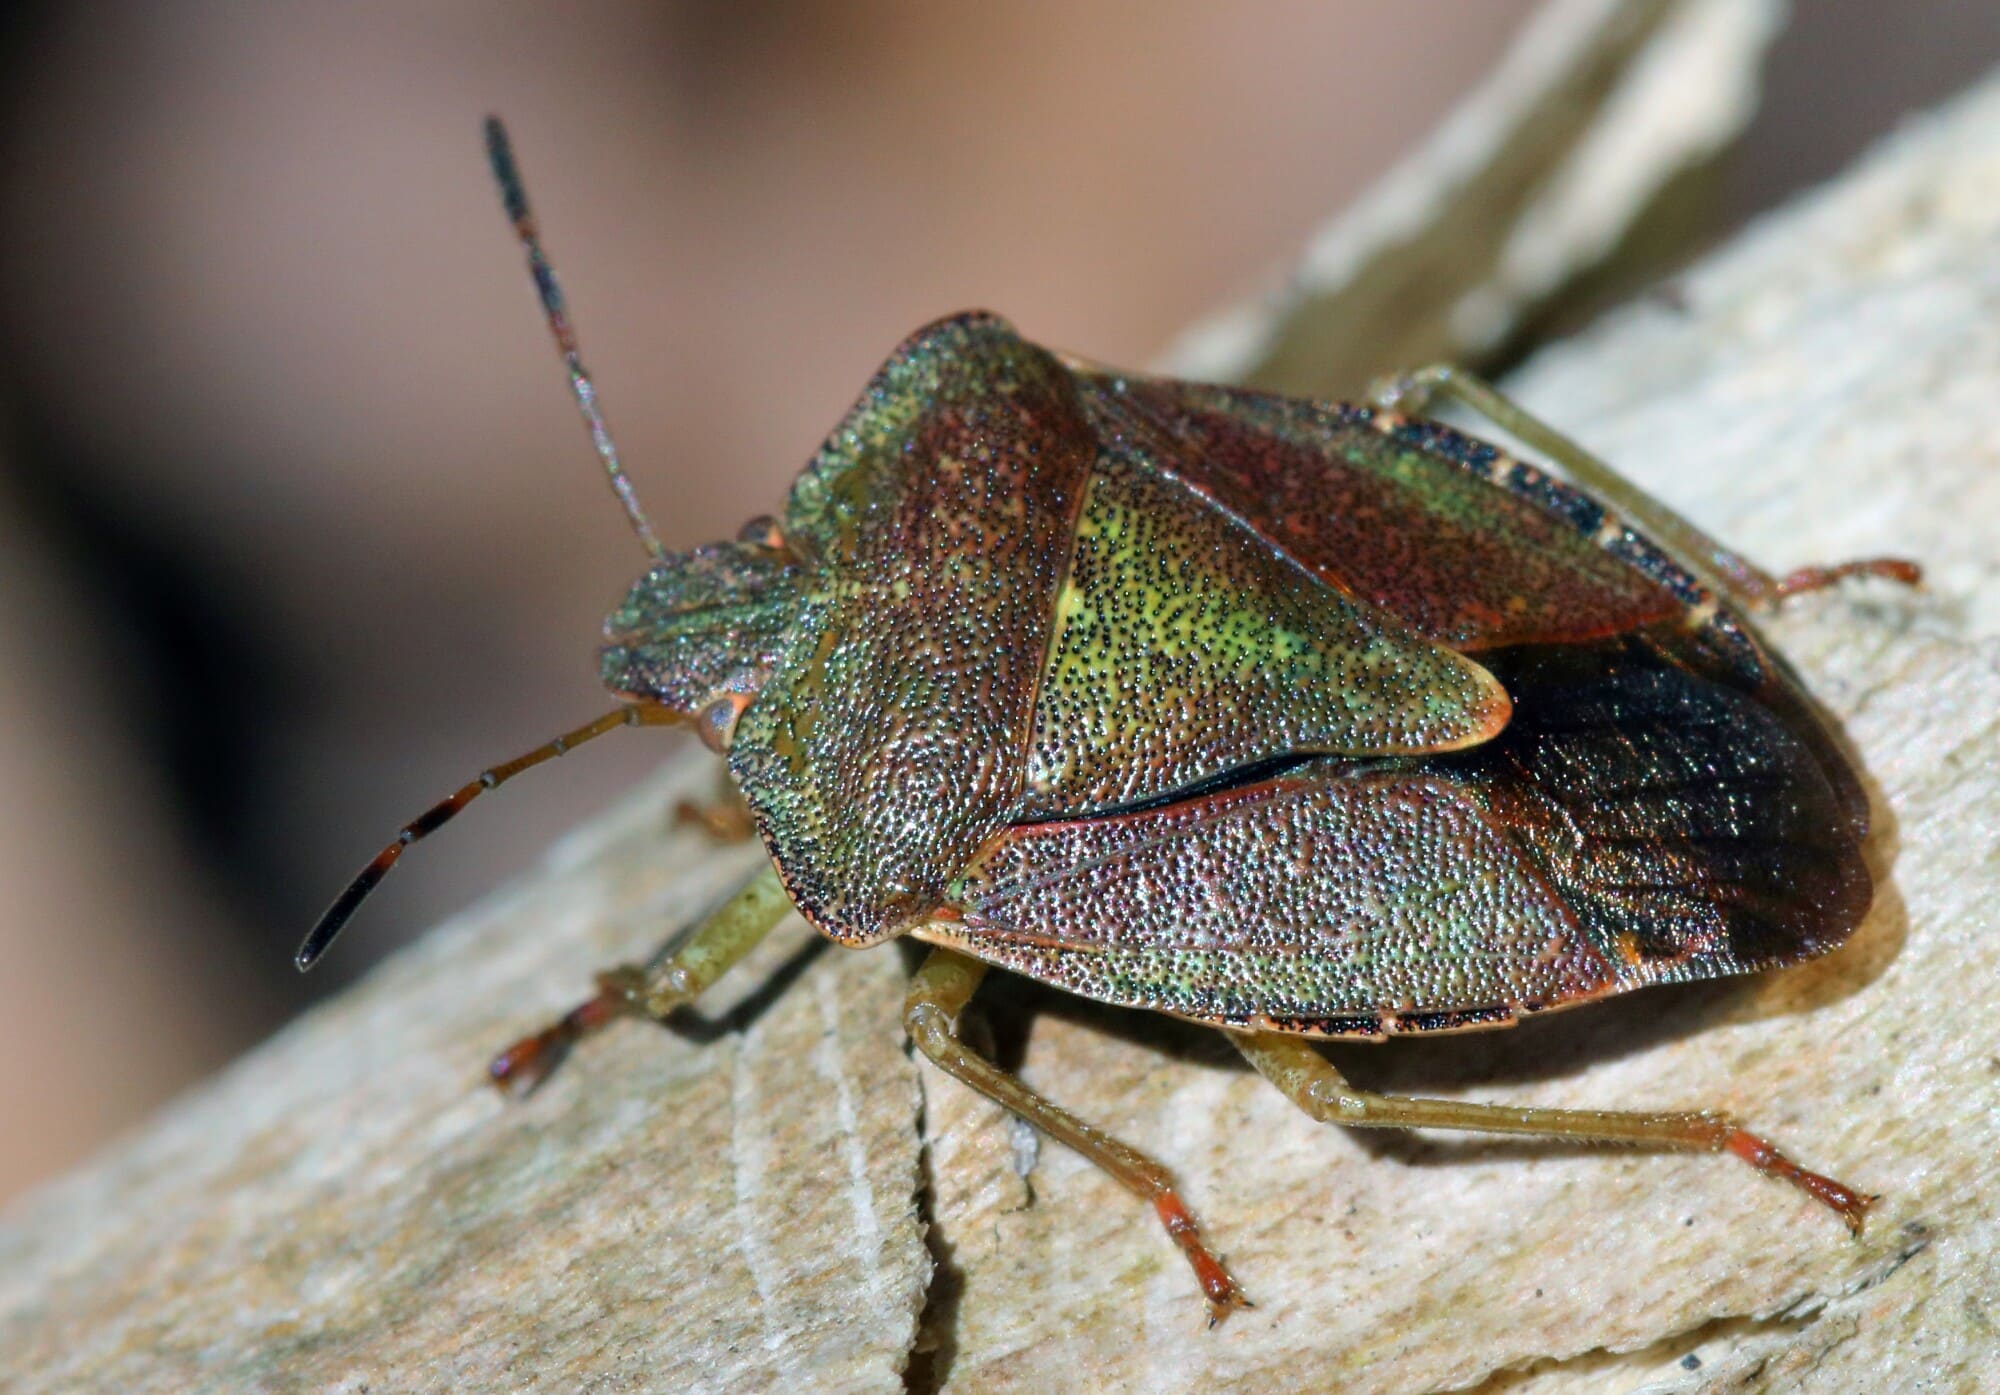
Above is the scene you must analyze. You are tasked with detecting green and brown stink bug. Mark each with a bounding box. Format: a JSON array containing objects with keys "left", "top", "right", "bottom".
[{"left": 299, "top": 120, "right": 1922, "bottom": 1323}]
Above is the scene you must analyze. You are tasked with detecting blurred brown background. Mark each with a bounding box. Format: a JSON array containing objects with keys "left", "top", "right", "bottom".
[{"left": 0, "top": 1, "right": 1995, "bottom": 1205}]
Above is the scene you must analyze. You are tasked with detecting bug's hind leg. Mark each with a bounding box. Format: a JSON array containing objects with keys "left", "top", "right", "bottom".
[
  {"left": 1233, "top": 1030, "right": 1873, "bottom": 1234},
  {"left": 1369, "top": 364, "right": 1921, "bottom": 610},
  {"left": 1767, "top": 558, "right": 1925, "bottom": 600},
  {"left": 489, "top": 865, "right": 792, "bottom": 1096},
  {"left": 905, "top": 946, "right": 1250, "bottom": 1325}
]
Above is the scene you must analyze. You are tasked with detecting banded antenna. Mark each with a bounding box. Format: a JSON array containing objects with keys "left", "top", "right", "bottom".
[
  {"left": 296, "top": 121, "right": 682, "bottom": 972},
  {"left": 296, "top": 704, "right": 675, "bottom": 970},
  {"left": 484, "top": 115, "right": 666, "bottom": 559}
]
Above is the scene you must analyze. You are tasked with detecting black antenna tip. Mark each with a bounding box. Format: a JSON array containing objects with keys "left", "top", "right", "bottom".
[
  {"left": 294, "top": 906, "right": 348, "bottom": 973},
  {"left": 294, "top": 924, "right": 337, "bottom": 974},
  {"left": 484, "top": 115, "right": 529, "bottom": 226},
  {"left": 295, "top": 857, "right": 391, "bottom": 972}
]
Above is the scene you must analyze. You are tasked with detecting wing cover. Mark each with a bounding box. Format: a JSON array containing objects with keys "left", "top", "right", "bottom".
[
  {"left": 1075, "top": 372, "right": 1685, "bottom": 651},
  {"left": 1021, "top": 447, "right": 1510, "bottom": 818},
  {"left": 731, "top": 313, "right": 1094, "bottom": 943},
  {"left": 737, "top": 315, "right": 1869, "bottom": 968},
  {"left": 932, "top": 639, "right": 1869, "bottom": 1034}
]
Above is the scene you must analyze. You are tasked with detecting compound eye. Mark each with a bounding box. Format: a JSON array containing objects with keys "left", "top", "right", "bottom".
[
  {"left": 694, "top": 692, "right": 754, "bottom": 754},
  {"left": 736, "top": 515, "right": 786, "bottom": 550}
]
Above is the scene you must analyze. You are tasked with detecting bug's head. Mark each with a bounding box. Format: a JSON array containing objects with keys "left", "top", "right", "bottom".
[{"left": 599, "top": 520, "right": 804, "bottom": 754}]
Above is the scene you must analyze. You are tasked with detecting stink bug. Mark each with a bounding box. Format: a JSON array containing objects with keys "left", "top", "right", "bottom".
[{"left": 299, "top": 121, "right": 1922, "bottom": 1323}]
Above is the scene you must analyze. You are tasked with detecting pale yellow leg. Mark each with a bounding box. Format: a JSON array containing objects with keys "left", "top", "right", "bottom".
[
  {"left": 1233, "top": 1029, "right": 1872, "bottom": 1232},
  {"left": 489, "top": 866, "right": 792, "bottom": 1094},
  {"left": 1370, "top": 364, "right": 1920, "bottom": 609}
]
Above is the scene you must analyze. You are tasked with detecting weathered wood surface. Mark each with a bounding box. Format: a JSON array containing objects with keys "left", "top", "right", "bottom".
[
  {"left": 6, "top": 9, "right": 1999, "bottom": 1395},
  {"left": 0, "top": 805, "right": 931, "bottom": 1393},
  {"left": 1167, "top": 0, "right": 1785, "bottom": 399}
]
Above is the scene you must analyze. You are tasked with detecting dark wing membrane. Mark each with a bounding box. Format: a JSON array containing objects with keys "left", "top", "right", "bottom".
[
  {"left": 1465, "top": 639, "right": 1868, "bottom": 973},
  {"left": 929, "top": 638, "right": 1869, "bottom": 1035},
  {"left": 1073, "top": 370, "right": 1685, "bottom": 651},
  {"left": 1640, "top": 621, "right": 1871, "bottom": 843}
]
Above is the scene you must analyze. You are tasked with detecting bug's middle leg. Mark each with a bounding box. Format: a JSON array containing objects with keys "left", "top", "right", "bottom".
[
  {"left": 905, "top": 946, "right": 1249, "bottom": 1324},
  {"left": 489, "top": 865, "right": 792, "bottom": 1095},
  {"left": 1369, "top": 364, "right": 1921, "bottom": 609},
  {"left": 1233, "top": 1030, "right": 1873, "bottom": 1233}
]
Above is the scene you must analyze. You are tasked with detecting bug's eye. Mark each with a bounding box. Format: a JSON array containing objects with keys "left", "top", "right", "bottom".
[
  {"left": 736, "top": 515, "right": 787, "bottom": 551},
  {"left": 693, "top": 693, "right": 754, "bottom": 754}
]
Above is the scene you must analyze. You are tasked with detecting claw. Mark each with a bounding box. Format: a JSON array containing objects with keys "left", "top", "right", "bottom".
[
  {"left": 1774, "top": 557, "right": 1922, "bottom": 600},
  {"left": 1152, "top": 1192, "right": 1248, "bottom": 1327},
  {"left": 1721, "top": 1127, "right": 1875, "bottom": 1235},
  {"left": 487, "top": 986, "right": 632, "bottom": 1097},
  {"left": 488, "top": 1025, "right": 572, "bottom": 1098},
  {"left": 1204, "top": 1287, "right": 1255, "bottom": 1329}
]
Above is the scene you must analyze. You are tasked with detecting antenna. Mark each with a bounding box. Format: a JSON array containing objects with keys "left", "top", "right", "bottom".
[
  {"left": 484, "top": 115, "right": 666, "bottom": 559},
  {"left": 295, "top": 704, "right": 674, "bottom": 971}
]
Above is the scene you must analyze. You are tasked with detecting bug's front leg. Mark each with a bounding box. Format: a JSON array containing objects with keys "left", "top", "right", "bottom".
[
  {"left": 673, "top": 794, "right": 757, "bottom": 843},
  {"left": 905, "top": 946, "right": 1250, "bottom": 1325},
  {"left": 489, "top": 865, "right": 792, "bottom": 1095},
  {"left": 1369, "top": 363, "right": 1921, "bottom": 609},
  {"left": 672, "top": 768, "right": 758, "bottom": 843},
  {"left": 1233, "top": 1030, "right": 1873, "bottom": 1233}
]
